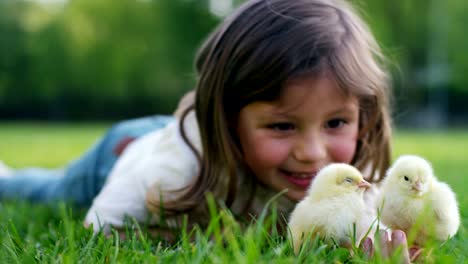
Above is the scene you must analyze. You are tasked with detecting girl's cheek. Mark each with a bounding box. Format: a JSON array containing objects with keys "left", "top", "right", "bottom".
[
  {"left": 330, "top": 138, "right": 357, "bottom": 164},
  {"left": 246, "top": 137, "right": 290, "bottom": 167}
]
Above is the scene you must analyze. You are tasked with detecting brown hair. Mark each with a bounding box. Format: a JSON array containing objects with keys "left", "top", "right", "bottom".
[{"left": 147, "top": 0, "right": 392, "bottom": 216}]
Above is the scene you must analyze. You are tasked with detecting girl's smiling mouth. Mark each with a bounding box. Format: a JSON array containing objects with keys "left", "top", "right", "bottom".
[{"left": 279, "top": 169, "right": 317, "bottom": 188}]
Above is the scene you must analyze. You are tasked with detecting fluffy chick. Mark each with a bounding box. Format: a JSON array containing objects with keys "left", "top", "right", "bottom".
[
  {"left": 288, "top": 163, "right": 373, "bottom": 254},
  {"left": 379, "top": 155, "right": 460, "bottom": 246}
]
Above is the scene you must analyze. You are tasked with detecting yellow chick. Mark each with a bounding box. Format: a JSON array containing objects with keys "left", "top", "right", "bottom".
[
  {"left": 379, "top": 155, "right": 460, "bottom": 245},
  {"left": 288, "top": 163, "right": 372, "bottom": 254}
]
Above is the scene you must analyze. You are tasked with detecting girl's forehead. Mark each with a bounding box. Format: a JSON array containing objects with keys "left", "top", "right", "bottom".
[
  {"left": 248, "top": 77, "right": 359, "bottom": 118},
  {"left": 275, "top": 75, "right": 357, "bottom": 109}
]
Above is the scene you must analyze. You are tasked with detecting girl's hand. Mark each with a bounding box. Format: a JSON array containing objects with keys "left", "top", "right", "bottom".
[{"left": 361, "top": 229, "right": 423, "bottom": 263}]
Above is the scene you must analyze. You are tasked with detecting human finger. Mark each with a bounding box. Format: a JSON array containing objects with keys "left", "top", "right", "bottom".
[
  {"left": 391, "top": 230, "right": 410, "bottom": 264},
  {"left": 360, "top": 236, "right": 374, "bottom": 258},
  {"left": 379, "top": 229, "right": 391, "bottom": 258}
]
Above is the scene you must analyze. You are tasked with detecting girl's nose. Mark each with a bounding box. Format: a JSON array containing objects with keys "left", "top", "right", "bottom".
[{"left": 292, "top": 133, "right": 326, "bottom": 163}]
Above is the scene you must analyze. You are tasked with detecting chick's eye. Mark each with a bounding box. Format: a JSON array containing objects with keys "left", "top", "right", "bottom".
[
  {"left": 326, "top": 119, "right": 346, "bottom": 129},
  {"left": 267, "top": 122, "right": 295, "bottom": 131},
  {"left": 345, "top": 177, "right": 353, "bottom": 183},
  {"left": 404, "top": 176, "right": 409, "bottom": 181}
]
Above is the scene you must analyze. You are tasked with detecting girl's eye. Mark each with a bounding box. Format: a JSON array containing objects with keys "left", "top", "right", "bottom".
[
  {"left": 326, "top": 119, "right": 346, "bottom": 129},
  {"left": 267, "top": 122, "right": 295, "bottom": 131}
]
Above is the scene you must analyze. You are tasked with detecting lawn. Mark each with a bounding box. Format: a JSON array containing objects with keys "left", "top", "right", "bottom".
[{"left": 0, "top": 122, "right": 466, "bottom": 263}]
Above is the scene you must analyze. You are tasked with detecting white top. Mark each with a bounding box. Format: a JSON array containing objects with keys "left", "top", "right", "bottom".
[{"left": 84, "top": 112, "right": 202, "bottom": 233}]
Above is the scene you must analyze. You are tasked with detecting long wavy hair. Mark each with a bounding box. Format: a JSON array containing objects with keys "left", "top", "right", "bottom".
[{"left": 147, "top": 0, "right": 392, "bottom": 217}]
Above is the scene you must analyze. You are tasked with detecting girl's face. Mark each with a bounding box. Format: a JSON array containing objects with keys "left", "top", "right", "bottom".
[{"left": 236, "top": 76, "right": 360, "bottom": 201}]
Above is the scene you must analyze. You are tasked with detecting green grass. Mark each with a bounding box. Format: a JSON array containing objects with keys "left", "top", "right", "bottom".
[
  {"left": 0, "top": 122, "right": 110, "bottom": 168},
  {"left": 0, "top": 123, "right": 467, "bottom": 263}
]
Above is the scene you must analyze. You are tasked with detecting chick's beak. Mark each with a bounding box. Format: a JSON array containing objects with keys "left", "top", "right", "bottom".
[
  {"left": 412, "top": 181, "right": 423, "bottom": 192},
  {"left": 358, "top": 179, "right": 371, "bottom": 189}
]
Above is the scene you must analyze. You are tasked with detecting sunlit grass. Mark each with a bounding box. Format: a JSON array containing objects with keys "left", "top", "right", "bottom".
[
  {"left": 0, "top": 122, "right": 109, "bottom": 168},
  {"left": 0, "top": 123, "right": 467, "bottom": 262}
]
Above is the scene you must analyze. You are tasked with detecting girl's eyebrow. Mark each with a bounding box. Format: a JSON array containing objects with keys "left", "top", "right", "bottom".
[
  {"left": 326, "top": 104, "right": 359, "bottom": 116},
  {"left": 280, "top": 102, "right": 359, "bottom": 116},
  {"left": 256, "top": 100, "right": 359, "bottom": 119},
  {"left": 256, "top": 109, "right": 295, "bottom": 121}
]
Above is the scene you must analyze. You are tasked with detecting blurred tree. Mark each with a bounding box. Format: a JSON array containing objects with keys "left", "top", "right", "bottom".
[
  {"left": 361, "top": 1, "right": 429, "bottom": 116},
  {"left": 0, "top": 0, "right": 467, "bottom": 124},
  {"left": 446, "top": 0, "right": 468, "bottom": 93},
  {"left": 0, "top": 0, "right": 36, "bottom": 117},
  {"left": 362, "top": 0, "right": 468, "bottom": 125},
  {"left": 1, "top": 0, "right": 219, "bottom": 119}
]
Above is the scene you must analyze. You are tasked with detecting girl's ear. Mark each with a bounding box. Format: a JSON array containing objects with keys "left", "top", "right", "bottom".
[{"left": 174, "top": 90, "right": 196, "bottom": 119}]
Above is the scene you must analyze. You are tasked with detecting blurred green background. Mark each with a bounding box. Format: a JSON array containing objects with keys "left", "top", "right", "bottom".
[{"left": 0, "top": 0, "right": 467, "bottom": 127}]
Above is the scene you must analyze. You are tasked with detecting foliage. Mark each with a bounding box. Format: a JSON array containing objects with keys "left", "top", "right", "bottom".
[
  {"left": 360, "top": 0, "right": 468, "bottom": 123},
  {"left": 0, "top": 0, "right": 468, "bottom": 122},
  {"left": 0, "top": 0, "right": 219, "bottom": 120}
]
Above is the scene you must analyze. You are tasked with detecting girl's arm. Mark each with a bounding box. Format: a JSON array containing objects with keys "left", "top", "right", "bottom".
[{"left": 84, "top": 112, "right": 201, "bottom": 235}]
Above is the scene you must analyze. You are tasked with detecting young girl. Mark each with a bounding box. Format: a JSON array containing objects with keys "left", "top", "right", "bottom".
[{"left": 1, "top": 0, "right": 415, "bottom": 260}]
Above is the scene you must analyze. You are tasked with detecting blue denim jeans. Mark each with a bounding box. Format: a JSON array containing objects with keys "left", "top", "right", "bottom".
[{"left": 0, "top": 115, "right": 174, "bottom": 207}]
